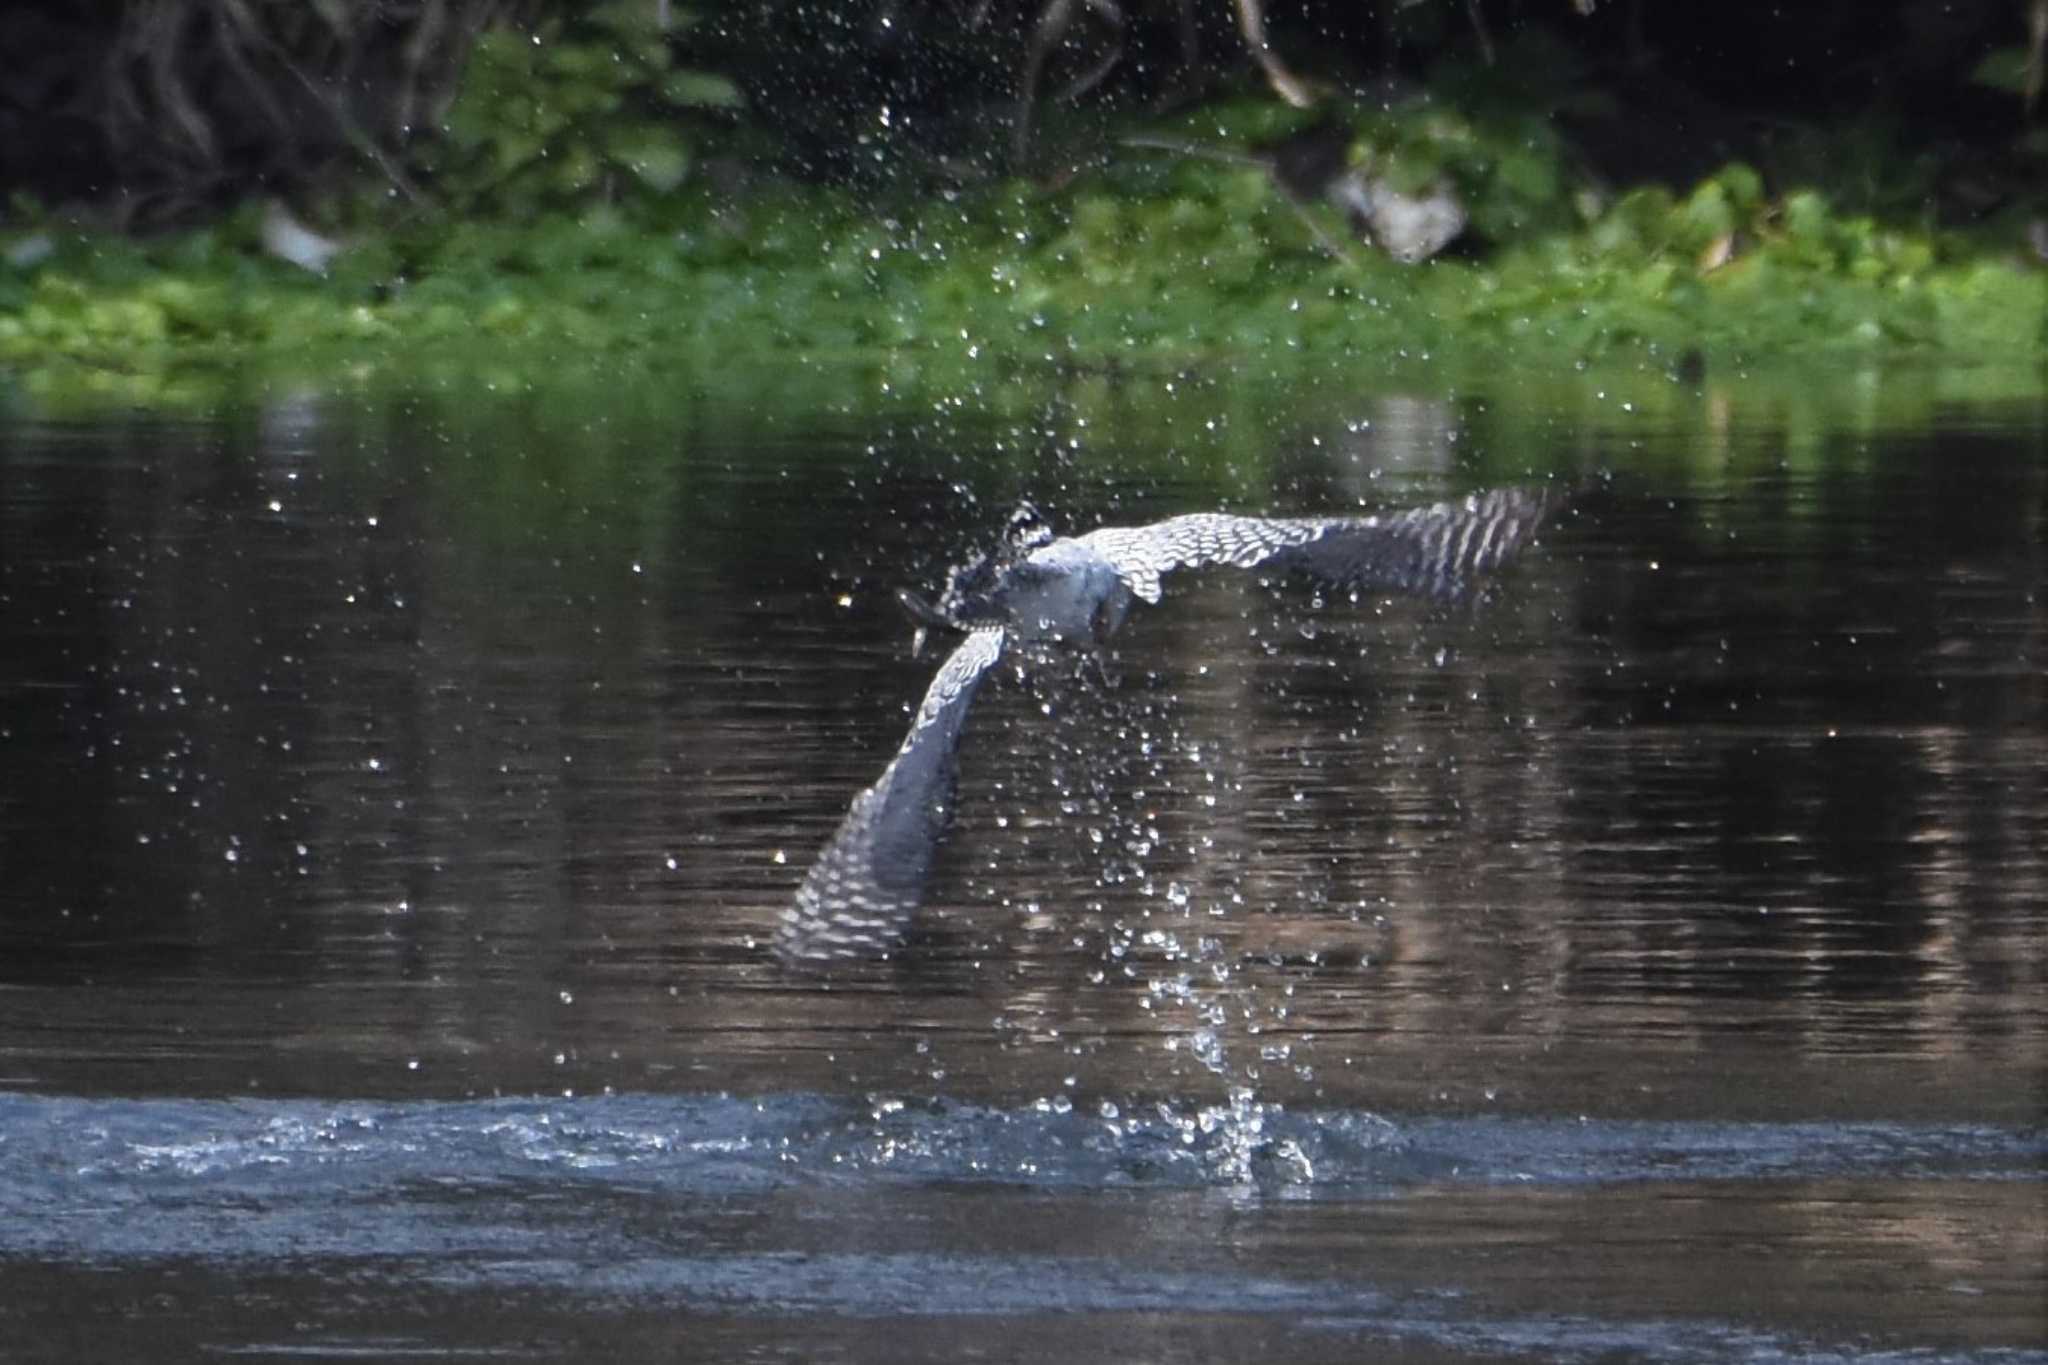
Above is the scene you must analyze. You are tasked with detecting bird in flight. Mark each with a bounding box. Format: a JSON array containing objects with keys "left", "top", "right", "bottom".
[{"left": 776, "top": 486, "right": 1561, "bottom": 965}]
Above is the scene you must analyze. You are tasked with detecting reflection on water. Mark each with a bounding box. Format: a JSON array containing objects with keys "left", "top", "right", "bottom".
[{"left": 0, "top": 367, "right": 2042, "bottom": 1361}]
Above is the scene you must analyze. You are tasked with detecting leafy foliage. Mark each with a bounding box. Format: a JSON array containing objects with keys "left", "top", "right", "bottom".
[
  {"left": 4, "top": 7, "right": 2044, "bottom": 397},
  {"left": 429, "top": 2, "right": 741, "bottom": 212}
]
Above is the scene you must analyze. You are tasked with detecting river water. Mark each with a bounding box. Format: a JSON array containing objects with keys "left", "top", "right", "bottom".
[{"left": 0, "top": 363, "right": 2042, "bottom": 1362}]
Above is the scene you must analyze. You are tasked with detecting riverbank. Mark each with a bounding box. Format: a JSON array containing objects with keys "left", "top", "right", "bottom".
[{"left": 3, "top": 134, "right": 2043, "bottom": 415}]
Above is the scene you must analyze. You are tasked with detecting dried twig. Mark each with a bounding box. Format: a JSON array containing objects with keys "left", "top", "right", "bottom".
[
  {"left": 1233, "top": 0, "right": 1316, "bottom": 108},
  {"left": 1465, "top": 0, "right": 1496, "bottom": 67},
  {"left": 2027, "top": 0, "right": 2046, "bottom": 116},
  {"left": 1015, "top": 0, "right": 1125, "bottom": 163}
]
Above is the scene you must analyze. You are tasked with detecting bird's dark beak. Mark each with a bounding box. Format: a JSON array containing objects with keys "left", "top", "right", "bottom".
[
  {"left": 897, "top": 587, "right": 950, "bottom": 657},
  {"left": 897, "top": 587, "right": 944, "bottom": 623}
]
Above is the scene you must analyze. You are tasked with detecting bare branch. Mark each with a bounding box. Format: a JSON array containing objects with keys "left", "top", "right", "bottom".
[{"left": 1233, "top": 0, "right": 1316, "bottom": 109}]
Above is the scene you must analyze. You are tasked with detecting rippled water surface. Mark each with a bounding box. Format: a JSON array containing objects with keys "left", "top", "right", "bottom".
[{"left": 1, "top": 365, "right": 2043, "bottom": 1362}]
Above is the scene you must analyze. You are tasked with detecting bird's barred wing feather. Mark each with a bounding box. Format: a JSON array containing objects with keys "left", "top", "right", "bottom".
[
  {"left": 1078, "top": 514, "right": 1330, "bottom": 603},
  {"left": 776, "top": 627, "right": 1006, "bottom": 964},
  {"left": 1078, "top": 486, "right": 1559, "bottom": 603}
]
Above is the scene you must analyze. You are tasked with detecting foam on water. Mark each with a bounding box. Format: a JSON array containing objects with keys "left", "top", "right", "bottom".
[
  {"left": 5, "top": 1091, "right": 2040, "bottom": 1254},
  {"left": 4, "top": 1091, "right": 2042, "bottom": 1362}
]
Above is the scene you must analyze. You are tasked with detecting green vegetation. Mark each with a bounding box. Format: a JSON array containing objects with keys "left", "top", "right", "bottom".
[
  {"left": 429, "top": 2, "right": 743, "bottom": 212},
  {"left": 1, "top": 9, "right": 2042, "bottom": 410},
  {"left": 4, "top": 153, "right": 2040, "bottom": 409}
]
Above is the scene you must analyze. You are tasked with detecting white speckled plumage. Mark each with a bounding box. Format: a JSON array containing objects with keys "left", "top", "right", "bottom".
[
  {"left": 776, "top": 627, "right": 1006, "bottom": 963},
  {"left": 1074, "top": 486, "right": 1552, "bottom": 606},
  {"left": 777, "top": 486, "right": 1560, "bottom": 964}
]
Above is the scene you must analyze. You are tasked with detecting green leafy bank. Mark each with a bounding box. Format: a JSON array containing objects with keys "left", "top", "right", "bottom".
[{"left": 3, "top": 31, "right": 2044, "bottom": 410}]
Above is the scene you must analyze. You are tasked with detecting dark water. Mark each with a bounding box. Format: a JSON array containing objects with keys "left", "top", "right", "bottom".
[{"left": 1, "top": 366, "right": 2043, "bottom": 1362}]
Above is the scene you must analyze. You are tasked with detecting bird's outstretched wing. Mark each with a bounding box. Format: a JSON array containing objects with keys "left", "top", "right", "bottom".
[
  {"left": 776, "top": 627, "right": 1007, "bottom": 964},
  {"left": 1077, "top": 486, "right": 1560, "bottom": 603}
]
